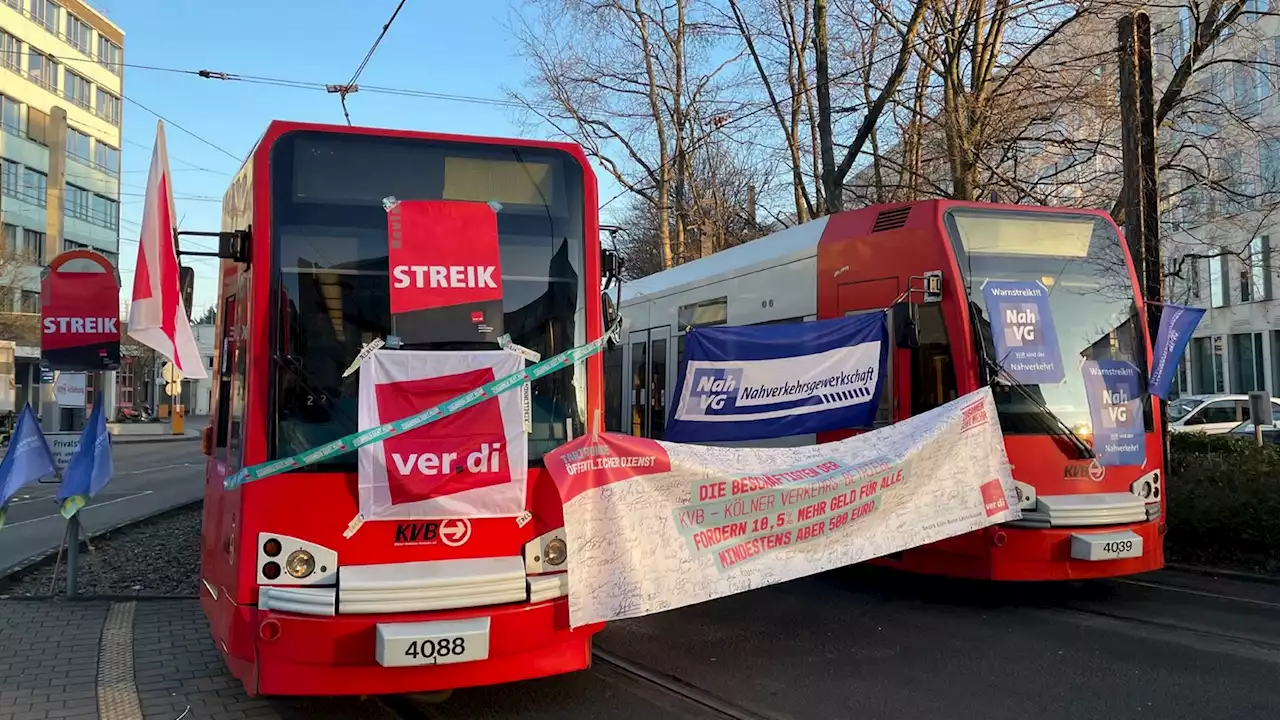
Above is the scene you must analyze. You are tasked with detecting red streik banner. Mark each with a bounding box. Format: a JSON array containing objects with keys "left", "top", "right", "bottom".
[
  {"left": 41, "top": 250, "right": 121, "bottom": 371},
  {"left": 388, "top": 201, "right": 503, "bottom": 314}
]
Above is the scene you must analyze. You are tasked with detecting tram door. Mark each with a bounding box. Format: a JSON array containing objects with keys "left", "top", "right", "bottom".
[{"left": 626, "top": 327, "right": 670, "bottom": 439}]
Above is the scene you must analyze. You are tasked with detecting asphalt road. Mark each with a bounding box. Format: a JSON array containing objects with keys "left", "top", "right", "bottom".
[
  {"left": 0, "top": 439, "right": 205, "bottom": 577},
  {"left": 410, "top": 568, "right": 1280, "bottom": 720}
]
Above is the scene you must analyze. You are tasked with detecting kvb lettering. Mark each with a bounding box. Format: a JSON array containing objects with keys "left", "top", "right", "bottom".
[
  {"left": 391, "top": 443, "right": 503, "bottom": 476},
  {"left": 392, "top": 265, "right": 498, "bottom": 289},
  {"left": 697, "top": 373, "right": 737, "bottom": 411},
  {"left": 1004, "top": 307, "right": 1036, "bottom": 342}
]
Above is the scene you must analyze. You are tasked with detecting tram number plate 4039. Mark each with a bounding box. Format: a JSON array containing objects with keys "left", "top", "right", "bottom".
[
  {"left": 375, "top": 618, "right": 491, "bottom": 667},
  {"left": 1069, "top": 531, "right": 1144, "bottom": 562}
]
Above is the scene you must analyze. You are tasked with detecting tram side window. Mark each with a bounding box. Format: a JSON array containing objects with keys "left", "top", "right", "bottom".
[
  {"left": 213, "top": 294, "right": 236, "bottom": 450},
  {"left": 911, "top": 305, "right": 958, "bottom": 415},
  {"left": 604, "top": 344, "right": 623, "bottom": 432}
]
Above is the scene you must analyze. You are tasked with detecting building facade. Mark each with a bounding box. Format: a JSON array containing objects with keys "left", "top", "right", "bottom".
[
  {"left": 1155, "top": 8, "right": 1280, "bottom": 400},
  {"left": 0, "top": 0, "right": 123, "bottom": 416}
]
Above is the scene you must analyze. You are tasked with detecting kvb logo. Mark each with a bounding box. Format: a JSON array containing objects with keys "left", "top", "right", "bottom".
[
  {"left": 689, "top": 367, "right": 743, "bottom": 415},
  {"left": 375, "top": 367, "right": 511, "bottom": 505}
]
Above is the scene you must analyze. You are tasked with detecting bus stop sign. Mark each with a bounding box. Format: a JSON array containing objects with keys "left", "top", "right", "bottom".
[{"left": 40, "top": 250, "right": 121, "bottom": 371}]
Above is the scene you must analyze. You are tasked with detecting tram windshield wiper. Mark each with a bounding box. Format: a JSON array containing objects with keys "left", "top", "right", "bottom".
[{"left": 982, "top": 356, "right": 1095, "bottom": 459}]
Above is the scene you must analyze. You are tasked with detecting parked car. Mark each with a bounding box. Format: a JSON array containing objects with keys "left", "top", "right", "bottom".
[
  {"left": 1228, "top": 414, "right": 1280, "bottom": 444},
  {"left": 1166, "top": 393, "right": 1280, "bottom": 434}
]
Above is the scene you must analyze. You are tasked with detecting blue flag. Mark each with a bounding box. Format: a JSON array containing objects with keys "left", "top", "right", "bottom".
[
  {"left": 1148, "top": 303, "right": 1206, "bottom": 400},
  {"left": 666, "top": 314, "right": 887, "bottom": 443},
  {"left": 0, "top": 404, "right": 58, "bottom": 531},
  {"left": 56, "top": 401, "right": 114, "bottom": 519}
]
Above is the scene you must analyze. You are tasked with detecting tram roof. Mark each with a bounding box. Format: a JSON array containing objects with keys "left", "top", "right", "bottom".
[{"left": 621, "top": 215, "right": 830, "bottom": 304}]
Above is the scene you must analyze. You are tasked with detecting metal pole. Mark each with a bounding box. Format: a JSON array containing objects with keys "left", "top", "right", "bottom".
[
  {"left": 65, "top": 513, "right": 79, "bottom": 596},
  {"left": 40, "top": 107, "right": 68, "bottom": 435},
  {"left": 1118, "top": 13, "right": 1167, "bottom": 463}
]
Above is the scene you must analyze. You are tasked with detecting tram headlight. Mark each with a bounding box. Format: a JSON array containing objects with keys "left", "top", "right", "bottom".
[
  {"left": 285, "top": 550, "right": 316, "bottom": 579},
  {"left": 544, "top": 538, "right": 568, "bottom": 567},
  {"left": 524, "top": 528, "right": 569, "bottom": 574}
]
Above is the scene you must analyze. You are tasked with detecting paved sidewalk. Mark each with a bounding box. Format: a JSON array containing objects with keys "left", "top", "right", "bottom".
[{"left": 0, "top": 600, "right": 397, "bottom": 719}]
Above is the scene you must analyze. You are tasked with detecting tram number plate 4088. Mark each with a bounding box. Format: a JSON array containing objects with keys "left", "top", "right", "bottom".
[{"left": 375, "top": 618, "right": 491, "bottom": 667}]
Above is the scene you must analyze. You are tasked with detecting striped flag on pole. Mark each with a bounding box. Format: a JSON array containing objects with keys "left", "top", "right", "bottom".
[{"left": 127, "top": 120, "right": 207, "bottom": 379}]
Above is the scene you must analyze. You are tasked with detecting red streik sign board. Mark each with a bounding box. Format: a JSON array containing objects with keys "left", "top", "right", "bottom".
[
  {"left": 387, "top": 200, "right": 503, "bottom": 315},
  {"left": 41, "top": 250, "right": 121, "bottom": 371}
]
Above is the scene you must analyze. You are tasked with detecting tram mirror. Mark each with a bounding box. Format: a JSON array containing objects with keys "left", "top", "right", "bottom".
[
  {"left": 602, "top": 292, "right": 620, "bottom": 347},
  {"left": 892, "top": 301, "right": 919, "bottom": 349}
]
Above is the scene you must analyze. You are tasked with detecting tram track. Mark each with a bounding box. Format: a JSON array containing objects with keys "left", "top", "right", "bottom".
[{"left": 377, "top": 648, "right": 781, "bottom": 720}]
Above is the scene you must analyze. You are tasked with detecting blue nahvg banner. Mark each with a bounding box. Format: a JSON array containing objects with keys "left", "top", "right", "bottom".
[
  {"left": 666, "top": 314, "right": 887, "bottom": 443},
  {"left": 981, "top": 280, "right": 1065, "bottom": 385},
  {"left": 1148, "top": 303, "right": 1206, "bottom": 400},
  {"left": 1083, "top": 360, "right": 1146, "bottom": 466}
]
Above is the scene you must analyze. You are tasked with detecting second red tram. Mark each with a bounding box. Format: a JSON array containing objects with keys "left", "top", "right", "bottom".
[{"left": 613, "top": 199, "right": 1164, "bottom": 581}]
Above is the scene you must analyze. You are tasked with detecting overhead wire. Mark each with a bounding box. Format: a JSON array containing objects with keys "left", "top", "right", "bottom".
[{"left": 338, "top": 0, "right": 408, "bottom": 125}]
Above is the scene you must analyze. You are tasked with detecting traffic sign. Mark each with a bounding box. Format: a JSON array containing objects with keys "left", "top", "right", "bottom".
[
  {"left": 162, "top": 362, "right": 184, "bottom": 383},
  {"left": 40, "top": 250, "right": 121, "bottom": 371}
]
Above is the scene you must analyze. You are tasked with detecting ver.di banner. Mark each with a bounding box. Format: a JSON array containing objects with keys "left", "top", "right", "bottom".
[
  {"left": 666, "top": 314, "right": 886, "bottom": 443},
  {"left": 545, "top": 387, "right": 1020, "bottom": 628},
  {"left": 357, "top": 349, "right": 528, "bottom": 519}
]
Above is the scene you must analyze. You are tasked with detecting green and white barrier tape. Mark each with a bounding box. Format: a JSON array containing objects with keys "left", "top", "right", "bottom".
[{"left": 224, "top": 325, "right": 619, "bottom": 490}]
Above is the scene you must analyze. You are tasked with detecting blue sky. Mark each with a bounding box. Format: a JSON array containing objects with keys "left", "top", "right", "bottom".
[{"left": 101, "top": 0, "right": 619, "bottom": 317}]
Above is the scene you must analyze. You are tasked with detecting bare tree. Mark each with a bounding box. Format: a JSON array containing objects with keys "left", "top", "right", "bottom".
[{"left": 509, "top": 0, "right": 746, "bottom": 270}]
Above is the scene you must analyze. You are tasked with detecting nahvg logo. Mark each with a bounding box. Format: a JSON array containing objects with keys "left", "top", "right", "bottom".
[
  {"left": 387, "top": 200, "right": 504, "bottom": 314},
  {"left": 375, "top": 367, "right": 510, "bottom": 505},
  {"left": 689, "top": 368, "right": 743, "bottom": 414}
]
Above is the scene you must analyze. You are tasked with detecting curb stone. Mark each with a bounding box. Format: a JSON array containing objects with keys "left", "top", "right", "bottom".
[{"left": 0, "top": 497, "right": 203, "bottom": 581}]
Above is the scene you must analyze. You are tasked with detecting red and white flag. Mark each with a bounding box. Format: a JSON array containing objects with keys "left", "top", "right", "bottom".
[{"left": 127, "top": 120, "right": 206, "bottom": 379}]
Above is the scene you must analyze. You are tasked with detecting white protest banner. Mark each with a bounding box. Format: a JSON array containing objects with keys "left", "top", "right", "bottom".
[
  {"left": 544, "top": 387, "right": 1019, "bottom": 627},
  {"left": 357, "top": 349, "right": 528, "bottom": 519}
]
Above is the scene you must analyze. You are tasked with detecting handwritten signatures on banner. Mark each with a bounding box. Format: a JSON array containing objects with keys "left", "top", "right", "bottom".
[{"left": 674, "top": 457, "right": 904, "bottom": 571}]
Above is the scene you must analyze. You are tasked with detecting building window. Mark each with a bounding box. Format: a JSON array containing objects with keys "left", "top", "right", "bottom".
[
  {"left": 26, "top": 106, "right": 47, "bottom": 145},
  {"left": 64, "top": 70, "right": 90, "bottom": 109},
  {"left": 1230, "top": 332, "right": 1267, "bottom": 393},
  {"left": 66, "top": 15, "right": 92, "bottom": 55},
  {"left": 91, "top": 194, "right": 118, "bottom": 229},
  {"left": 97, "top": 36, "right": 121, "bottom": 75},
  {"left": 0, "top": 157, "right": 18, "bottom": 198},
  {"left": 1210, "top": 253, "right": 1228, "bottom": 308},
  {"left": 66, "top": 127, "right": 91, "bottom": 164},
  {"left": 31, "top": 0, "right": 60, "bottom": 34},
  {"left": 0, "top": 94, "right": 18, "bottom": 136},
  {"left": 93, "top": 142, "right": 119, "bottom": 176},
  {"left": 22, "top": 167, "right": 46, "bottom": 206},
  {"left": 65, "top": 184, "right": 90, "bottom": 221},
  {"left": 1250, "top": 236, "right": 1271, "bottom": 301},
  {"left": 1, "top": 222, "right": 15, "bottom": 256},
  {"left": 27, "top": 48, "right": 57, "bottom": 93},
  {"left": 0, "top": 29, "right": 19, "bottom": 73},
  {"left": 19, "top": 290, "right": 39, "bottom": 313},
  {"left": 95, "top": 87, "right": 120, "bottom": 125},
  {"left": 118, "top": 361, "right": 134, "bottom": 407},
  {"left": 1223, "top": 151, "right": 1254, "bottom": 213},
  {"left": 1264, "top": 139, "right": 1280, "bottom": 193},
  {"left": 19, "top": 229, "right": 44, "bottom": 264}
]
